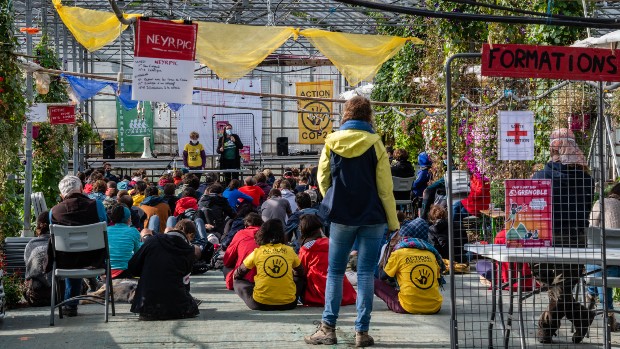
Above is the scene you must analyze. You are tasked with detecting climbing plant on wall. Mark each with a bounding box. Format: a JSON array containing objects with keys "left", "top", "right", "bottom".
[{"left": 0, "top": 0, "right": 28, "bottom": 241}]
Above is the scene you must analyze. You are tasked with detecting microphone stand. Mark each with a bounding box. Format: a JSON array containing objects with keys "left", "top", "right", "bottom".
[{"left": 254, "top": 135, "right": 263, "bottom": 170}]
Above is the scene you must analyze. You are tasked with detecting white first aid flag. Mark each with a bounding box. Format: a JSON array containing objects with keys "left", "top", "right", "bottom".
[{"left": 498, "top": 110, "right": 535, "bottom": 161}]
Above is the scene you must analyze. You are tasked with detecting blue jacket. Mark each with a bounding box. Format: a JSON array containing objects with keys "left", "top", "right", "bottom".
[
  {"left": 318, "top": 121, "right": 398, "bottom": 231},
  {"left": 222, "top": 188, "right": 253, "bottom": 211}
]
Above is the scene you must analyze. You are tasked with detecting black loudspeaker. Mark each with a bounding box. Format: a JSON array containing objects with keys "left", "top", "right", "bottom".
[
  {"left": 102, "top": 139, "right": 115, "bottom": 159},
  {"left": 276, "top": 137, "right": 288, "bottom": 156}
]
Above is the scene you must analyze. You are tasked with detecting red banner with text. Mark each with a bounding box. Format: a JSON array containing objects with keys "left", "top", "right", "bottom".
[
  {"left": 481, "top": 43, "right": 620, "bottom": 81},
  {"left": 48, "top": 105, "right": 76, "bottom": 125},
  {"left": 134, "top": 18, "right": 197, "bottom": 60}
]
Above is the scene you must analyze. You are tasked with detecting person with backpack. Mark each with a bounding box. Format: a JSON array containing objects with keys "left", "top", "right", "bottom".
[
  {"left": 222, "top": 213, "right": 263, "bottom": 290},
  {"left": 198, "top": 183, "right": 235, "bottom": 239},
  {"left": 285, "top": 192, "right": 327, "bottom": 252},
  {"left": 174, "top": 187, "right": 199, "bottom": 217}
]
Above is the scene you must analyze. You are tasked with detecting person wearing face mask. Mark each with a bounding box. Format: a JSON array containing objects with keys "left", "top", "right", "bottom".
[
  {"left": 184, "top": 131, "right": 206, "bottom": 182},
  {"left": 217, "top": 124, "right": 244, "bottom": 184}
]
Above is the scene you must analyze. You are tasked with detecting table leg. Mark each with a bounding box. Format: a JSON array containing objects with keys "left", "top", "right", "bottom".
[
  {"left": 517, "top": 269, "right": 526, "bottom": 349},
  {"left": 504, "top": 263, "right": 514, "bottom": 349},
  {"left": 498, "top": 261, "right": 505, "bottom": 331},
  {"left": 489, "top": 261, "right": 496, "bottom": 349}
]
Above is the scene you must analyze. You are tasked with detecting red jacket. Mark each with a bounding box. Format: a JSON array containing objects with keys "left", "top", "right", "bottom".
[
  {"left": 239, "top": 185, "right": 266, "bottom": 207},
  {"left": 174, "top": 196, "right": 198, "bottom": 217},
  {"left": 461, "top": 174, "right": 491, "bottom": 216},
  {"left": 299, "top": 237, "right": 356, "bottom": 306},
  {"left": 223, "top": 226, "right": 259, "bottom": 290}
]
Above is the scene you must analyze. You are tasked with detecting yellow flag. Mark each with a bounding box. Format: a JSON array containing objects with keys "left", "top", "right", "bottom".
[
  {"left": 196, "top": 22, "right": 297, "bottom": 81},
  {"left": 296, "top": 81, "right": 333, "bottom": 144},
  {"left": 52, "top": 0, "right": 140, "bottom": 52},
  {"left": 300, "top": 29, "right": 423, "bottom": 86}
]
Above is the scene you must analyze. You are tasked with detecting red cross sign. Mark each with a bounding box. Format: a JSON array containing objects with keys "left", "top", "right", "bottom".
[{"left": 507, "top": 123, "right": 527, "bottom": 145}]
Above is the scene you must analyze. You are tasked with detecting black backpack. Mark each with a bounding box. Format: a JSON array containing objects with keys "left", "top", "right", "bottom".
[{"left": 177, "top": 208, "right": 197, "bottom": 221}]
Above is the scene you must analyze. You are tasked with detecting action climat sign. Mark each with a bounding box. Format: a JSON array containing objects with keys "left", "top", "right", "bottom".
[{"left": 132, "top": 18, "right": 198, "bottom": 104}]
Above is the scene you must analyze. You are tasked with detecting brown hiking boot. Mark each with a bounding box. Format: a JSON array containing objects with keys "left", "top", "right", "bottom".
[
  {"left": 355, "top": 331, "right": 374, "bottom": 347},
  {"left": 304, "top": 321, "right": 337, "bottom": 345}
]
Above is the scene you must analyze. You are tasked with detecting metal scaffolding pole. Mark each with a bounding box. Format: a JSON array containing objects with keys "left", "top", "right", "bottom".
[{"left": 22, "top": 0, "right": 34, "bottom": 237}]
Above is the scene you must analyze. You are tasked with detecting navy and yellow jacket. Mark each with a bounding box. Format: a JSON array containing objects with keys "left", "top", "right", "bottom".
[{"left": 318, "top": 122, "right": 399, "bottom": 231}]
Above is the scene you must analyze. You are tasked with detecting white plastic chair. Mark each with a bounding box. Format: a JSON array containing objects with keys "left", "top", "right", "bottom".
[
  {"left": 49, "top": 222, "right": 115, "bottom": 326},
  {"left": 392, "top": 176, "right": 416, "bottom": 214}
]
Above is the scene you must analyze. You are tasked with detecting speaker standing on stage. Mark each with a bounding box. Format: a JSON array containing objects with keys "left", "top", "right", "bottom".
[
  {"left": 217, "top": 124, "right": 244, "bottom": 182},
  {"left": 184, "top": 131, "right": 207, "bottom": 181}
]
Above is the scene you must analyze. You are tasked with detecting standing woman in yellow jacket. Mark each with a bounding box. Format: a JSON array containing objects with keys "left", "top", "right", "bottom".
[
  {"left": 183, "top": 131, "right": 206, "bottom": 182},
  {"left": 305, "top": 96, "right": 398, "bottom": 348}
]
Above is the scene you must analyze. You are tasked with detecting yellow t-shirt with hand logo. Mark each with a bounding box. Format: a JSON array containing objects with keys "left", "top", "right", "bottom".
[
  {"left": 243, "top": 243, "right": 301, "bottom": 305},
  {"left": 184, "top": 142, "right": 204, "bottom": 168},
  {"left": 384, "top": 248, "right": 442, "bottom": 314}
]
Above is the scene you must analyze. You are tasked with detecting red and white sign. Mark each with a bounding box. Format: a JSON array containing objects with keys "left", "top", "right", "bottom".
[
  {"left": 482, "top": 44, "right": 620, "bottom": 82},
  {"left": 505, "top": 179, "right": 553, "bottom": 248},
  {"left": 132, "top": 18, "right": 198, "bottom": 105},
  {"left": 48, "top": 105, "right": 76, "bottom": 125},
  {"left": 498, "top": 110, "right": 534, "bottom": 161}
]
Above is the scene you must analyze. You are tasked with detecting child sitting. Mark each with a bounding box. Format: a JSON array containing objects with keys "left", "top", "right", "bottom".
[
  {"left": 233, "top": 219, "right": 304, "bottom": 310},
  {"left": 427, "top": 205, "right": 449, "bottom": 259},
  {"left": 374, "top": 218, "right": 445, "bottom": 314},
  {"left": 298, "top": 215, "right": 356, "bottom": 307},
  {"left": 107, "top": 204, "right": 142, "bottom": 279},
  {"left": 223, "top": 213, "right": 263, "bottom": 290}
]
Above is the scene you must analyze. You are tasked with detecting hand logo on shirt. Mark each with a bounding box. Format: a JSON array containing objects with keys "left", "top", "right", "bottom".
[
  {"left": 410, "top": 264, "right": 435, "bottom": 290},
  {"left": 264, "top": 255, "right": 289, "bottom": 279}
]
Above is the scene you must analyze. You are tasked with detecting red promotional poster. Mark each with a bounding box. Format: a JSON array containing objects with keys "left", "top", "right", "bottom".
[
  {"left": 134, "top": 18, "right": 197, "bottom": 60},
  {"left": 48, "top": 105, "right": 76, "bottom": 125},
  {"left": 216, "top": 121, "right": 229, "bottom": 139},
  {"left": 240, "top": 146, "right": 251, "bottom": 164},
  {"left": 504, "top": 179, "right": 553, "bottom": 248},
  {"left": 481, "top": 44, "right": 620, "bottom": 82}
]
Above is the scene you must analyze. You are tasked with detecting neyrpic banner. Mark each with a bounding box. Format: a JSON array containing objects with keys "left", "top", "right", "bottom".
[
  {"left": 296, "top": 80, "right": 333, "bottom": 144},
  {"left": 498, "top": 110, "right": 534, "bottom": 161},
  {"left": 505, "top": 179, "right": 553, "bottom": 248},
  {"left": 48, "top": 105, "right": 76, "bottom": 125},
  {"left": 481, "top": 43, "right": 620, "bottom": 81},
  {"left": 132, "top": 18, "right": 198, "bottom": 104},
  {"left": 116, "top": 100, "right": 154, "bottom": 153}
]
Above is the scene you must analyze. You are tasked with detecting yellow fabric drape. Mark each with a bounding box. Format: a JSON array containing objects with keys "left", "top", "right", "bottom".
[
  {"left": 195, "top": 22, "right": 297, "bottom": 81},
  {"left": 52, "top": 0, "right": 140, "bottom": 52},
  {"left": 300, "top": 28, "right": 423, "bottom": 86}
]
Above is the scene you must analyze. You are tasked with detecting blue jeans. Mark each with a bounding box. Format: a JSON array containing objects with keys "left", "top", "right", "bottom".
[
  {"left": 322, "top": 222, "right": 386, "bottom": 332},
  {"left": 64, "top": 278, "right": 82, "bottom": 307},
  {"left": 586, "top": 264, "right": 620, "bottom": 310},
  {"left": 148, "top": 215, "right": 160, "bottom": 233},
  {"left": 166, "top": 216, "right": 207, "bottom": 244}
]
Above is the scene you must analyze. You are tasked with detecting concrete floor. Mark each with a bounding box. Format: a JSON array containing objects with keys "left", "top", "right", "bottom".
[{"left": 0, "top": 271, "right": 618, "bottom": 348}]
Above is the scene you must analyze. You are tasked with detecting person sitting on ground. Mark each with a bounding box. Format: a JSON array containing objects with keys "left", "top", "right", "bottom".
[
  {"left": 103, "top": 181, "right": 118, "bottom": 209},
  {"left": 162, "top": 183, "right": 179, "bottom": 214},
  {"left": 298, "top": 215, "right": 356, "bottom": 307},
  {"left": 254, "top": 173, "right": 272, "bottom": 198},
  {"left": 222, "top": 213, "right": 263, "bottom": 290},
  {"left": 128, "top": 219, "right": 202, "bottom": 320},
  {"left": 118, "top": 194, "right": 146, "bottom": 231},
  {"left": 87, "top": 179, "right": 107, "bottom": 204},
  {"left": 263, "top": 168, "right": 276, "bottom": 186},
  {"left": 131, "top": 181, "right": 148, "bottom": 206},
  {"left": 419, "top": 159, "right": 449, "bottom": 220},
  {"left": 375, "top": 218, "right": 445, "bottom": 314},
  {"left": 173, "top": 169, "right": 184, "bottom": 186},
  {"left": 158, "top": 173, "right": 174, "bottom": 189},
  {"left": 221, "top": 202, "right": 257, "bottom": 250},
  {"left": 285, "top": 192, "right": 327, "bottom": 252},
  {"left": 260, "top": 188, "right": 292, "bottom": 225},
  {"left": 174, "top": 187, "right": 199, "bottom": 217},
  {"left": 223, "top": 179, "right": 253, "bottom": 211},
  {"left": 198, "top": 183, "right": 235, "bottom": 239},
  {"left": 129, "top": 169, "right": 147, "bottom": 187},
  {"left": 427, "top": 205, "right": 449, "bottom": 259},
  {"left": 103, "top": 162, "right": 119, "bottom": 182},
  {"left": 233, "top": 219, "right": 304, "bottom": 310},
  {"left": 46, "top": 175, "right": 108, "bottom": 317},
  {"left": 175, "top": 174, "right": 202, "bottom": 199},
  {"left": 83, "top": 171, "right": 104, "bottom": 194},
  {"left": 239, "top": 176, "right": 267, "bottom": 207},
  {"left": 452, "top": 172, "right": 490, "bottom": 263},
  {"left": 140, "top": 186, "right": 171, "bottom": 234},
  {"left": 295, "top": 175, "right": 310, "bottom": 194},
  {"left": 24, "top": 211, "right": 52, "bottom": 306},
  {"left": 279, "top": 180, "right": 298, "bottom": 212},
  {"left": 107, "top": 203, "right": 142, "bottom": 279}
]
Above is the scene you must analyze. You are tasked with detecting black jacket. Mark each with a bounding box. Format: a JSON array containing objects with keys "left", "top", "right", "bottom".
[
  {"left": 390, "top": 160, "right": 416, "bottom": 178},
  {"left": 198, "top": 194, "right": 235, "bottom": 235},
  {"left": 128, "top": 231, "right": 198, "bottom": 319},
  {"left": 532, "top": 162, "right": 594, "bottom": 246},
  {"left": 217, "top": 133, "right": 244, "bottom": 169},
  {"left": 428, "top": 219, "right": 449, "bottom": 259}
]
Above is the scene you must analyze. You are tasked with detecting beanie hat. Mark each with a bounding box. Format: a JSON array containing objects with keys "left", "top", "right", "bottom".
[
  {"left": 399, "top": 218, "right": 429, "bottom": 241},
  {"left": 122, "top": 206, "right": 132, "bottom": 223},
  {"left": 418, "top": 152, "right": 432, "bottom": 167}
]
